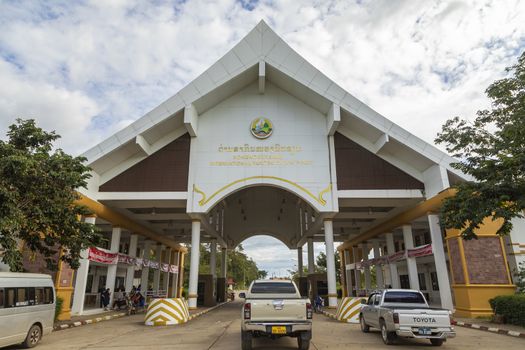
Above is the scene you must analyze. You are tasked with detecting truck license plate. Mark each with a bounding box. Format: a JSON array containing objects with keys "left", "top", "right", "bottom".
[
  {"left": 271, "top": 326, "right": 287, "bottom": 334},
  {"left": 418, "top": 327, "right": 432, "bottom": 335}
]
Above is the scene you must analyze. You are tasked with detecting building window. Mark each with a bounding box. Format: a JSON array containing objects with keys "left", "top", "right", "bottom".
[
  {"left": 418, "top": 273, "right": 427, "bottom": 290},
  {"left": 415, "top": 235, "right": 422, "bottom": 247},
  {"left": 400, "top": 275, "right": 410, "bottom": 289},
  {"left": 424, "top": 232, "right": 431, "bottom": 245},
  {"left": 430, "top": 272, "right": 440, "bottom": 291}
]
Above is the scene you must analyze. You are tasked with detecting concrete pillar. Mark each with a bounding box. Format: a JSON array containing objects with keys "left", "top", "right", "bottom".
[
  {"left": 362, "top": 243, "right": 372, "bottom": 293},
  {"left": 106, "top": 226, "right": 122, "bottom": 305},
  {"left": 344, "top": 250, "right": 353, "bottom": 296},
  {"left": 385, "top": 233, "right": 400, "bottom": 288},
  {"left": 221, "top": 248, "right": 228, "bottom": 278},
  {"left": 402, "top": 225, "right": 420, "bottom": 290},
  {"left": 352, "top": 246, "right": 361, "bottom": 294},
  {"left": 307, "top": 238, "right": 315, "bottom": 274},
  {"left": 372, "top": 240, "right": 384, "bottom": 288},
  {"left": 171, "top": 250, "right": 180, "bottom": 298},
  {"left": 71, "top": 216, "right": 96, "bottom": 315},
  {"left": 428, "top": 214, "right": 454, "bottom": 310},
  {"left": 298, "top": 246, "right": 304, "bottom": 277},
  {"left": 153, "top": 244, "right": 163, "bottom": 292},
  {"left": 125, "top": 234, "right": 138, "bottom": 292},
  {"left": 163, "top": 248, "right": 171, "bottom": 293},
  {"left": 140, "top": 240, "right": 152, "bottom": 291},
  {"left": 210, "top": 240, "right": 217, "bottom": 297},
  {"left": 324, "top": 219, "right": 337, "bottom": 308},
  {"left": 188, "top": 220, "right": 201, "bottom": 309}
]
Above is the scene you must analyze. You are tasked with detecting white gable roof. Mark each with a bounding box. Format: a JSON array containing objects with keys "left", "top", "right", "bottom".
[{"left": 82, "top": 20, "right": 467, "bottom": 183}]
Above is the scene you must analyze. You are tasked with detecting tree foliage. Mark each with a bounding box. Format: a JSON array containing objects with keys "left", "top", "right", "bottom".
[
  {"left": 0, "top": 119, "right": 102, "bottom": 271},
  {"left": 435, "top": 52, "right": 525, "bottom": 239},
  {"left": 315, "top": 251, "right": 341, "bottom": 282},
  {"left": 184, "top": 244, "right": 268, "bottom": 289}
]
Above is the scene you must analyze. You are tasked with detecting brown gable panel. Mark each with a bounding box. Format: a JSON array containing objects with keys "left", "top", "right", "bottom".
[
  {"left": 334, "top": 132, "right": 424, "bottom": 190},
  {"left": 99, "top": 133, "right": 190, "bottom": 192}
]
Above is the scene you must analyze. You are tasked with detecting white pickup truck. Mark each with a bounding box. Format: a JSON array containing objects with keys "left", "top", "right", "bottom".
[
  {"left": 359, "top": 289, "right": 456, "bottom": 346},
  {"left": 240, "top": 280, "right": 313, "bottom": 350}
]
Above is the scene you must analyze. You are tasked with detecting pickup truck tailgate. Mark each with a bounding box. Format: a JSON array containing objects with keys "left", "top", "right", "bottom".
[
  {"left": 397, "top": 308, "right": 451, "bottom": 329},
  {"left": 249, "top": 299, "right": 307, "bottom": 322}
]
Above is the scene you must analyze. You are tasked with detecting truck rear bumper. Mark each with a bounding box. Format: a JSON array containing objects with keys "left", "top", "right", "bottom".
[
  {"left": 243, "top": 321, "right": 312, "bottom": 333},
  {"left": 396, "top": 329, "right": 456, "bottom": 339}
]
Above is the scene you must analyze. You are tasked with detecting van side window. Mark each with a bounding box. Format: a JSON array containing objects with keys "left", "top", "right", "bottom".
[
  {"left": 44, "top": 287, "right": 54, "bottom": 304},
  {"left": 0, "top": 289, "right": 4, "bottom": 308},
  {"left": 35, "top": 288, "right": 44, "bottom": 305},
  {"left": 6, "top": 288, "right": 16, "bottom": 308},
  {"left": 17, "top": 288, "right": 29, "bottom": 307},
  {"left": 27, "top": 287, "right": 36, "bottom": 306}
]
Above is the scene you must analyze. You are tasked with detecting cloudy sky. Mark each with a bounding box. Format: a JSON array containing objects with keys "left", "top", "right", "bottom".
[{"left": 1, "top": 0, "right": 524, "bottom": 276}]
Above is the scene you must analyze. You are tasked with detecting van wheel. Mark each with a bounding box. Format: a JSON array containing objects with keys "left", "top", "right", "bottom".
[
  {"left": 241, "top": 330, "right": 252, "bottom": 350},
  {"left": 360, "top": 314, "right": 370, "bottom": 333},
  {"left": 23, "top": 324, "right": 42, "bottom": 348},
  {"left": 380, "top": 321, "right": 396, "bottom": 345},
  {"left": 430, "top": 339, "right": 444, "bottom": 346}
]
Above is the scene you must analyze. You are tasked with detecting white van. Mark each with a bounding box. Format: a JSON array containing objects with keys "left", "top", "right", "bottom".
[{"left": 0, "top": 273, "right": 55, "bottom": 348}]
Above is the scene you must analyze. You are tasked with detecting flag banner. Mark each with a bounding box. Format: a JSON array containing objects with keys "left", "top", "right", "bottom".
[
  {"left": 88, "top": 247, "right": 118, "bottom": 264},
  {"left": 135, "top": 258, "right": 143, "bottom": 268},
  {"left": 407, "top": 244, "right": 433, "bottom": 258},
  {"left": 169, "top": 265, "right": 179, "bottom": 274},
  {"left": 143, "top": 258, "right": 150, "bottom": 267},
  {"left": 161, "top": 263, "right": 169, "bottom": 272},
  {"left": 117, "top": 253, "right": 135, "bottom": 265},
  {"left": 149, "top": 261, "right": 159, "bottom": 269},
  {"left": 387, "top": 250, "right": 406, "bottom": 263}
]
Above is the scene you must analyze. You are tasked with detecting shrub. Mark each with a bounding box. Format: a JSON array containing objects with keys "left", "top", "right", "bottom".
[
  {"left": 54, "top": 296, "right": 64, "bottom": 322},
  {"left": 489, "top": 294, "right": 525, "bottom": 327}
]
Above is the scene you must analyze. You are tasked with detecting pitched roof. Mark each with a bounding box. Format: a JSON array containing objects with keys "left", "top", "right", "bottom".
[{"left": 82, "top": 20, "right": 468, "bottom": 182}]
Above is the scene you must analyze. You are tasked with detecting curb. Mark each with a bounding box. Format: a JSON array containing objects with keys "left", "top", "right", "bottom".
[
  {"left": 188, "top": 301, "right": 231, "bottom": 321},
  {"left": 53, "top": 311, "right": 130, "bottom": 331},
  {"left": 321, "top": 310, "right": 338, "bottom": 320},
  {"left": 455, "top": 321, "right": 525, "bottom": 339}
]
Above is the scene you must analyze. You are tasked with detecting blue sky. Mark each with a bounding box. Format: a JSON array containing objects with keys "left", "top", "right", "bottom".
[{"left": 1, "top": 0, "right": 524, "bottom": 276}]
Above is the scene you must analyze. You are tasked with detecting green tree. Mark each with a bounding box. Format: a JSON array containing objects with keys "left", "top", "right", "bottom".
[
  {"left": 316, "top": 251, "right": 341, "bottom": 282},
  {"left": 0, "top": 119, "right": 102, "bottom": 271},
  {"left": 436, "top": 52, "right": 525, "bottom": 239}
]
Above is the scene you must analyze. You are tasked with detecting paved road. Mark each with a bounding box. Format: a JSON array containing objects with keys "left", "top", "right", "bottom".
[{"left": 21, "top": 301, "right": 524, "bottom": 350}]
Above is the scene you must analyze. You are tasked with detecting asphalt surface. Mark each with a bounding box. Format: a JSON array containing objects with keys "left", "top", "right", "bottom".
[{"left": 9, "top": 300, "right": 524, "bottom": 349}]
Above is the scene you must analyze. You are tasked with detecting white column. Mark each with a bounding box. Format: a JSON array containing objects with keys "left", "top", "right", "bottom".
[
  {"left": 140, "top": 240, "right": 152, "bottom": 291},
  {"left": 344, "top": 250, "right": 353, "bottom": 296},
  {"left": 428, "top": 214, "right": 454, "bottom": 310},
  {"left": 125, "top": 234, "right": 138, "bottom": 292},
  {"left": 372, "top": 240, "right": 384, "bottom": 288},
  {"left": 221, "top": 248, "right": 228, "bottom": 278},
  {"left": 163, "top": 248, "right": 171, "bottom": 293},
  {"left": 297, "top": 246, "right": 304, "bottom": 277},
  {"left": 71, "top": 216, "right": 96, "bottom": 315},
  {"left": 106, "top": 226, "right": 122, "bottom": 305},
  {"left": 385, "top": 233, "right": 400, "bottom": 288},
  {"left": 188, "top": 220, "right": 201, "bottom": 309},
  {"left": 307, "top": 239, "right": 315, "bottom": 274},
  {"left": 210, "top": 240, "right": 217, "bottom": 297},
  {"left": 402, "top": 225, "right": 420, "bottom": 290},
  {"left": 362, "top": 243, "right": 372, "bottom": 293},
  {"left": 352, "top": 246, "right": 361, "bottom": 294},
  {"left": 171, "top": 251, "right": 180, "bottom": 298},
  {"left": 324, "top": 219, "right": 337, "bottom": 308},
  {"left": 153, "top": 244, "right": 163, "bottom": 292}
]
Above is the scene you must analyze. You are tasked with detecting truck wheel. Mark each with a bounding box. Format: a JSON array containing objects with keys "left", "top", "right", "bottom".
[
  {"left": 380, "top": 321, "right": 396, "bottom": 345},
  {"left": 297, "top": 332, "right": 311, "bottom": 350},
  {"left": 241, "top": 330, "right": 252, "bottom": 350},
  {"left": 360, "top": 314, "right": 370, "bottom": 333},
  {"left": 430, "top": 339, "right": 444, "bottom": 346},
  {"left": 23, "top": 324, "right": 42, "bottom": 348}
]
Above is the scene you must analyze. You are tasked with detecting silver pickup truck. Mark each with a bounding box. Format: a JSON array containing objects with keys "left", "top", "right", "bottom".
[
  {"left": 359, "top": 289, "right": 456, "bottom": 346},
  {"left": 240, "top": 280, "right": 312, "bottom": 350}
]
